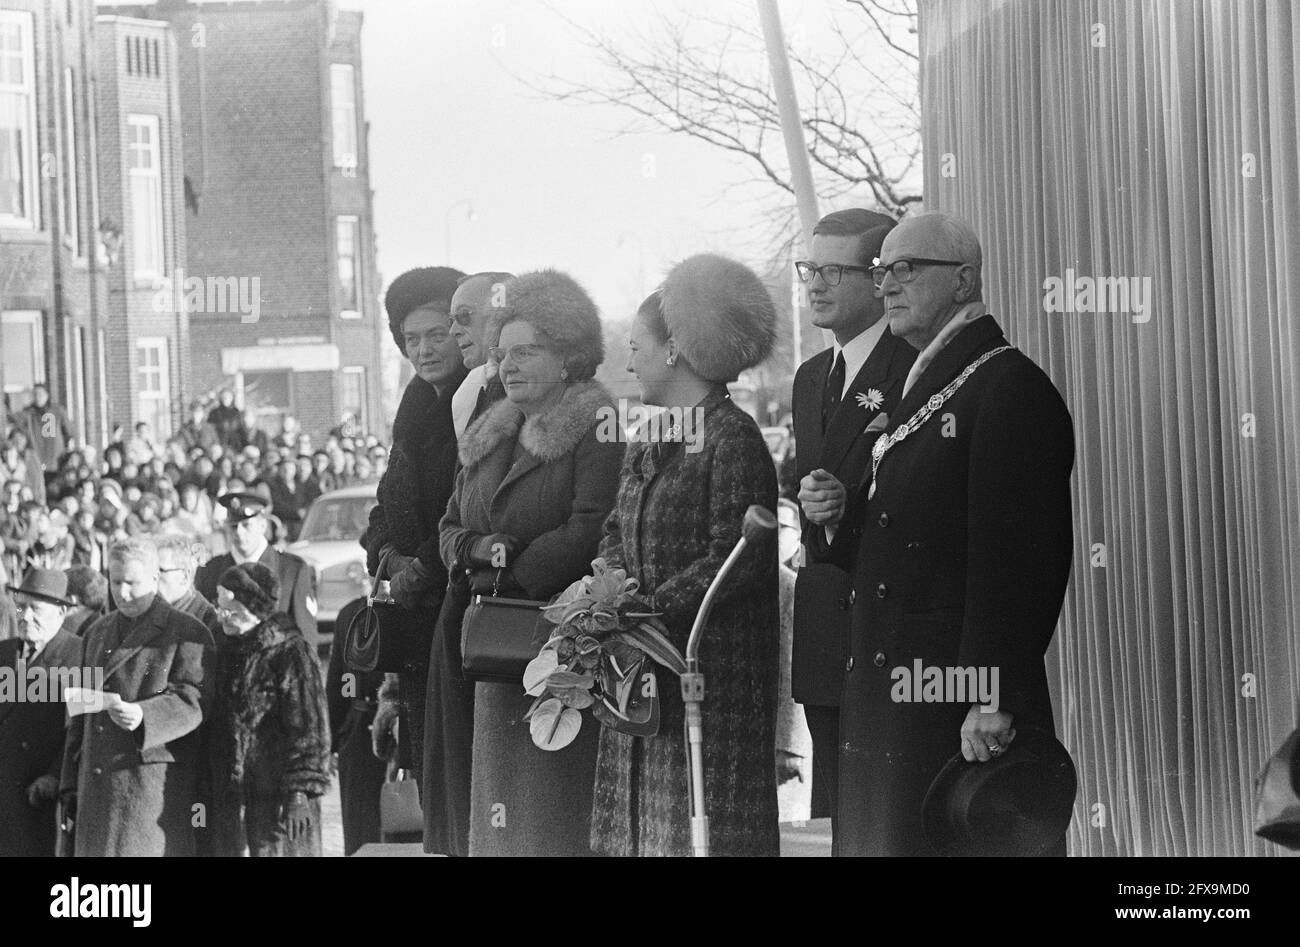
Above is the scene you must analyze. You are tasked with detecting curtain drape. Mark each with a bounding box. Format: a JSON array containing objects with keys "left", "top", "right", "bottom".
[{"left": 917, "top": 0, "right": 1299, "bottom": 855}]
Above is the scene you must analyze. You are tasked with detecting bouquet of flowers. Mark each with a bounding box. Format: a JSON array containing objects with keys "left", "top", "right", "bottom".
[{"left": 522, "top": 558, "right": 685, "bottom": 751}]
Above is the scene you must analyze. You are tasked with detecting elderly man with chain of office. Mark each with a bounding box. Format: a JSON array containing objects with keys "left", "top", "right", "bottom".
[{"left": 822, "top": 212, "right": 1075, "bottom": 856}]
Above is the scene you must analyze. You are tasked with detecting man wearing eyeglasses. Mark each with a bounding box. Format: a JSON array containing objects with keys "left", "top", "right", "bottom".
[
  {"left": 825, "top": 212, "right": 1075, "bottom": 856},
  {"left": 449, "top": 271, "right": 514, "bottom": 438},
  {"left": 790, "top": 209, "right": 917, "bottom": 852}
]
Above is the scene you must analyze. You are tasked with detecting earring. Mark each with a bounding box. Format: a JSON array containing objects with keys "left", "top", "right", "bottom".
[
  {"left": 560, "top": 369, "right": 569, "bottom": 380},
  {"left": 665, "top": 354, "right": 677, "bottom": 367}
]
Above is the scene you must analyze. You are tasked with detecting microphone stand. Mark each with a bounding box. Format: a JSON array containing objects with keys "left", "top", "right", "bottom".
[{"left": 682, "top": 504, "right": 777, "bottom": 857}]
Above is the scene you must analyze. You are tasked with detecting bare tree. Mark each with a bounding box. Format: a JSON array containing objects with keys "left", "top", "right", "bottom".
[{"left": 527, "top": 0, "right": 921, "bottom": 261}]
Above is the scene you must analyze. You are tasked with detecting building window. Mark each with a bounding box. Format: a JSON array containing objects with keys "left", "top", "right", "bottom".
[
  {"left": 1, "top": 310, "right": 45, "bottom": 404},
  {"left": 0, "top": 11, "right": 38, "bottom": 228},
  {"left": 340, "top": 366, "right": 366, "bottom": 432},
  {"left": 63, "top": 68, "right": 81, "bottom": 255},
  {"left": 337, "top": 215, "right": 360, "bottom": 316},
  {"left": 136, "top": 337, "right": 171, "bottom": 437},
  {"left": 127, "top": 114, "right": 164, "bottom": 280},
  {"left": 330, "top": 63, "right": 357, "bottom": 169}
]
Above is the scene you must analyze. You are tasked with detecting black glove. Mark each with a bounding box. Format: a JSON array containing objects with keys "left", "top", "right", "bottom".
[
  {"left": 467, "top": 533, "right": 520, "bottom": 567},
  {"left": 279, "top": 791, "right": 314, "bottom": 841}
]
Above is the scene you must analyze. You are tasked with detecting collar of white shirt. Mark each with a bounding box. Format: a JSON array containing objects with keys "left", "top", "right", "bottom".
[
  {"left": 451, "top": 363, "right": 491, "bottom": 439},
  {"left": 830, "top": 316, "right": 889, "bottom": 400},
  {"left": 231, "top": 538, "right": 268, "bottom": 566}
]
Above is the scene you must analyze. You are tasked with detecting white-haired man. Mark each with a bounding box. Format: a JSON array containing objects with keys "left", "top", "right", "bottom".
[
  {"left": 59, "top": 538, "right": 213, "bottom": 856},
  {"left": 825, "top": 212, "right": 1075, "bottom": 856}
]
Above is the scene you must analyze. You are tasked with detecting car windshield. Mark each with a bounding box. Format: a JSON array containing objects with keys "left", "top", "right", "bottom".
[{"left": 298, "top": 496, "right": 377, "bottom": 543}]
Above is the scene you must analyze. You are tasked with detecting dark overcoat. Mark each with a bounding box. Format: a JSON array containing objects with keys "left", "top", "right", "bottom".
[
  {"left": 59, "top": 597, "right": 212, "bottom": 857},
  {"left": 206, "top": 612, "right": 331, "bottom": 857},
  {"left": 361, "top": 373, "right": 462, "bottom": 777},
  {"left": 833, "top": 314, "right": 1075, "bottom": 856},
  {"left": 435, "top": 380, "right": 623, "bottom": 857},
  {"left": 591, "top": 391, "right": 781, "bottom": 857},
  {"left": 0, "top": 629, "right": 84, "bottom": 856}
]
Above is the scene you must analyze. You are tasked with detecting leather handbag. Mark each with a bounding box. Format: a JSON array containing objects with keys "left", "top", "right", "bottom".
[
  {"left": 460, "top": 570, "right": 551, "bottom": 684},
  {"left": 379, "top": 766, "right": 423, "bottom": 837},
  {"left": 342, "top": 551, "right": 422, "bottom": 674},
  {"left": 1254, "top": 725, "right": 1300, "bottom": 849},
  {"left": 791, "top": 561, "right": 854, "bottom": 706}
]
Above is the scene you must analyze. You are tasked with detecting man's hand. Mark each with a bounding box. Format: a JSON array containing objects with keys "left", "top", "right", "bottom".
[
  {"left": 279, "top": 791, "right": 313, "bottom": 841},
  {"left": 798, "top": 469, "right": 846, "bottom": 526},
  {"left": 776, "top": 749, "right": 805, "bottom": 786},
  {"left": 26, "top": 774, "right": 58, "bottom": 806},
  {"left": 107, "top": 701, "right": 143, "bottom": 732},
  {"left": 959, "top": 705, "right": 1015, "bottom": 763}
]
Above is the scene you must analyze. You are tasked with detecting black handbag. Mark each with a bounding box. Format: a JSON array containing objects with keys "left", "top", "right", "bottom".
[
  {"left": 1254, "top": 725, "right": 1300, "bottom": 849},
  {"left": 342, "top": 552, "right": 423, "bottom": 674},
  {"left": 460, "top": 570, "right": 551, "bottom": 684}
]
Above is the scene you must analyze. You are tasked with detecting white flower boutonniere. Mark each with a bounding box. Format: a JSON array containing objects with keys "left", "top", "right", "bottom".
[{"left": 856, "top": 388, "right": 885, "bottom": 412}]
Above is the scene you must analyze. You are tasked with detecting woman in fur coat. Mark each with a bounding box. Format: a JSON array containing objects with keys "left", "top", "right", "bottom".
[
  {"left": 591, "top": 255, "right": 782, "bottom": 857},
  {"left": 436, "top": 269, "right": 623, "bottom": 857},
  {"left": 209, "top": 562, "right": 332, "bottom": 856},
  {"left": 362, "top": 266, "right": 467, "bottom": 785}
]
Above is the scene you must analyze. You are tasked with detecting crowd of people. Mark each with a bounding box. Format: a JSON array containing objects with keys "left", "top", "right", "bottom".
[{"left": 0, "top": 206, "right": 1076, "bottom": 858}]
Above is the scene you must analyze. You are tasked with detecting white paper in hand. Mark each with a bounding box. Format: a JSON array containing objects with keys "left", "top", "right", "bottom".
[{"left": 65, "top": 688, "right": 122, "bottom": 717}]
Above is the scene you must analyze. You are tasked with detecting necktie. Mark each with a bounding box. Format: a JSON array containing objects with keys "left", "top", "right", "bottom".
[
  {"left": 472, "top": 385, "right": 489, "bottom": 421},
  {"left": 822, "top": 352, "right": 845, "bottom": 432},
  {"left": 22, "top": 639, "right": 36, "bottom": 662}
]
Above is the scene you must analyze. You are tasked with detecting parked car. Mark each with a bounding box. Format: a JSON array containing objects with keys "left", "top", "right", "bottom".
[
  {"left": 762, "top": 425, "right": 792, "bottom": 465},
  {"left": 288, "top": 483, "right": 378, "bottom": 639}
]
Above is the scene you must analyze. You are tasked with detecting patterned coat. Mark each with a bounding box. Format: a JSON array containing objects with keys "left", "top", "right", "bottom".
[
  {"left": 59, "top": 598, "right": 211, "bottom": 857},
  {"left": 437, "top": 379, "right": 623, "bottom": 857},
  {"left": 591, "top": 390, "right": 781, "bottom": 857}
]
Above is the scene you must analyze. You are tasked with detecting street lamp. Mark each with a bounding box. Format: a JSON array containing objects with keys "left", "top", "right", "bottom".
[{"left": 444, "top": 198, "right": 476, "bottom": 261}]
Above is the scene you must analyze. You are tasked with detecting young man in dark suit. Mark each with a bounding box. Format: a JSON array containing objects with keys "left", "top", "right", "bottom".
[
  {"left": 791, "top": 209, "right": 916, "bottom": 852},
  {"left": 195, "top": 493, "right": 318, "bottom": 647}
]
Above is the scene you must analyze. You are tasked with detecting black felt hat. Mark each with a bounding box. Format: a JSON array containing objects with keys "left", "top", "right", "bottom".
[
  {"left": 216, "top": 561, "right": 280, "bottom": 620},
  {"left": 921, "top": 727, "right": 1078, "bottom": 856}
]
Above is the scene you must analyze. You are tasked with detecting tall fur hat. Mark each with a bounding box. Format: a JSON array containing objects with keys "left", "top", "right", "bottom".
[
  {"left": 384, "top": 266, "right": 465, "bottom": 353},
  {"left": 217, "top": 561, "right": 280, "bottom": 620},
  {"left": 660, "top": 254, "right": 776, "bottom": 383},
  {"left": 489, "top": 269, "right": 604, "bottom": 381}
]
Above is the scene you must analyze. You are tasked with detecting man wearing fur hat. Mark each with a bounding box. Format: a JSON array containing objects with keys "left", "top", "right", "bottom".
[
  {"left": 791, "top": 209, "right": 917, "bottom": 850},
  {"left": 830, "top": 212, "right": 1074, "bottom": 856},
  {"left": 59, "top": 538, "right": 212, "bottom": 856}
]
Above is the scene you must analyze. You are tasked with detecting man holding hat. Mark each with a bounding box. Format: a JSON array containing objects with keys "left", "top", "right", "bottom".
[
  {"left": 0, "top": 569, "right": 84, "bottom": 856},
  {"left": 195, "top": 492, "right": 318, "bottom": 648}
]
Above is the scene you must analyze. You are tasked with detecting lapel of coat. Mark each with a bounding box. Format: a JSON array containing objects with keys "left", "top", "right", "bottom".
[
  {"left": 494, "top": 448, "right": 544, "bottom": 499},
  {"left": 888, "top": 315, "right": 1007, "bottom": 432},
  {"left": 101, "top": 599, "right": 171, "bottom": 682},
  {"left": 819, "top": 328, "right": 907, "bottom": 474},
  {"left": 794, "top": 348, "right": 831, "bottom": 478}
]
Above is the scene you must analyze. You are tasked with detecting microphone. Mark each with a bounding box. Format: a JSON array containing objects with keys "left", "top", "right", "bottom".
[
  {"left": 686, "top": 504, "right": 776, "bottom": 663},
  {"left": 741, "top": 504, "right": 778, "bottom": 545}
]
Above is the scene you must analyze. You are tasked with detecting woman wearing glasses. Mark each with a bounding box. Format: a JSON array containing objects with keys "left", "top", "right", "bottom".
[
  {"left": 435, "top": 269, "right": 622, "bottom": 856},
  {"left": 208, "top": 562, "right": 331, "bottom": 856},
  {"left": 590, "top": 254, "right": 782, "bottom": 857},
  {"left": 360, "top": 267, "right": 468, "bottom": 812}
]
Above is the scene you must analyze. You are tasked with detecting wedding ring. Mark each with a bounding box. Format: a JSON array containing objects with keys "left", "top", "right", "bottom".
[{"left": 988, "top": 744, "right": 1004, "bottom": 755}]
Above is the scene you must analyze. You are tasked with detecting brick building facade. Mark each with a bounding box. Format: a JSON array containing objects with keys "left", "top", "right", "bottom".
[{"left": 104, "top": 0, "right": 385, "bottom": 443}]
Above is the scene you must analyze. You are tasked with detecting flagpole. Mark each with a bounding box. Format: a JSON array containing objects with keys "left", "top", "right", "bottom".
[{"left": 756, "top": 0, "right": 821, "bottom": 364}]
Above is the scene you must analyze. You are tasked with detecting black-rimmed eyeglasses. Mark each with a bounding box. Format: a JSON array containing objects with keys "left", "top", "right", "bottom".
[
  {"left": 793, "top": 261, "right": 874, "bottom": 287},
  {"left": 870, "top": 258, "right": 965, "bottom": 289}
]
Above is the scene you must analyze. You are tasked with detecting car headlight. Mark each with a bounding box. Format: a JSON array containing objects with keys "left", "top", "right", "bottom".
[{"left": 345, "top": 561, "right": 369, "bottom": 587}]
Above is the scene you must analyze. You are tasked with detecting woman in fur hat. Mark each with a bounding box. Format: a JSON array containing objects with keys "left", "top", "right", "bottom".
[
  {"left": 362, "top": 266, "right": 467, "bottom": 798},
  {"left": 208, "top": 562, "right": 331, "bottom": 856},
  {"left": 591, "top": 254, "right": 782, "bottom": 856},
  {"left": 432, "top": 269, "right": 623, "bottom": 857}
]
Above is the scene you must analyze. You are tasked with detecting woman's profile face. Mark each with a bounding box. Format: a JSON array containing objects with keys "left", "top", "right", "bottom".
[
  {"left": 403, "top": 306, "right": 462, "bottom": 387},
  {"left": 627, "top": 315, "right": 672, "bottom": 407},
  {"left": 496, "top": 320, "right": 567, "bottom": 412}
]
